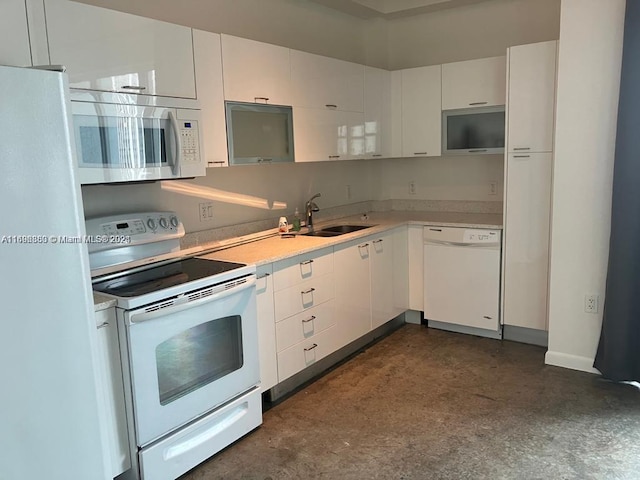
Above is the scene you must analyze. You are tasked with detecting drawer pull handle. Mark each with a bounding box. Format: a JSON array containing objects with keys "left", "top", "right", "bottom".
[
  {"left": 256, "top": 273, "right": 270, "bottom": 279},
  {"left": 301, "top": 288, "right": 316, "bottom": 295},
  {"left": 483, "top": 316, "right": 493, "bottom": 319},
  {"left": 304, "top": 343, "right": 318, "bottom": 352},
  {"left": 373, "top": 239, "right": 383, "bottom": 244},
  {"left": 208, "top": 161, "right": 226, "bottom": 165},
  {"left": 469, "top": 101, "right": 488, "bottom": 106},
  {"left": 325, "top": 104, "right": 337, "bottom": 109},
  {"left": 429, "top": 228, "right": 442, "bottom": 232},
  {"left": 414, "top": 152, "right": 427, "bottom": 155},
  {"left": 97, "top": 322, "right": 109, "bottom": 329},
  {"left": 254, "top": 97, "right": 269, "bottom": 103},
  {"left": 513, "top": 155, "right": 530, "bottom": 158},
  {"left": 121, "top": 85, "right": 146, "bottom": 91},
  {"left": 513, "top": 147, "right": 531, "bottom": 151},
  {"left": 328, "top": 155, "right": 340, "bottom": 159},
  {"left": 302, "top": 316, "right": 316, "bottom": 324},
  {"left": 372, "top": 154, "right": 382, "bottom": 157},
  {"left": 300, "top": 259, "right": 314, "bottom": 266},
  {"left": 358, "top": 243, "right": 369, "bottom": 248}
]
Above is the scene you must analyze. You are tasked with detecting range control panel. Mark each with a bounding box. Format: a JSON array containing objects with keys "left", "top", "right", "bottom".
[{"left": 85, "top": 211, "right": 185, "bottom": 253}]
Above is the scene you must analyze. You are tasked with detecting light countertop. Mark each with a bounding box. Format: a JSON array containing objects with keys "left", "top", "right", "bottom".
[
  {"left": 199, "top": 211, "right": 502, "bottom": 266},
  {"left": 93, "top": 292, "right": 117, "bottom": 312}
]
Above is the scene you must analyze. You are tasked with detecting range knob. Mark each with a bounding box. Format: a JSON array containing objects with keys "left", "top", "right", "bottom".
[
  {"left": 146, "top": 218, "right": 157, "bottom": 230},
  {"left": 170, "top": 216, "right": 179, "bottom": 228},
  {"left": 159, "top": 217, "right": 169, "bottom": 229}
]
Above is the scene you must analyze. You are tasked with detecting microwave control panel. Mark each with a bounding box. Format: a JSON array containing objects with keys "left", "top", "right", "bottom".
[{"left": 180, "top": 121, "right": 200, "bottom": 164}]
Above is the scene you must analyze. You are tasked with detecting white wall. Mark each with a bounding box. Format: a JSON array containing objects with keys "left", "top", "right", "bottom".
[
  {"left": 387, "top": 0, "right": 561, "bottom": 69},
  {"left": 375, "top": 155, "right": 504, "bottom": 200},
  {"left": 83, "top": 161, "right": 375, "bottom": 233},
  {"left": 75, "top": 0, "right": 386, "bottom": 67},
  {"left": 545, "top": 0, "right": 626, "bottom": 373}
]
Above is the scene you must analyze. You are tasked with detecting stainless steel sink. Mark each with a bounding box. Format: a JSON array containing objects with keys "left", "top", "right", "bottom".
[
  {"left": 302, "top": 224, "right": 375, "bottom": 237},
  {"left": 320, "top": 224, "right": 374, "bottom": 234}
]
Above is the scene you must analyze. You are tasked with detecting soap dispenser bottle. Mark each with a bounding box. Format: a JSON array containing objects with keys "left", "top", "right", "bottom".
[{"left": 292, "top": 208, "right": 301, "bottom": 232}]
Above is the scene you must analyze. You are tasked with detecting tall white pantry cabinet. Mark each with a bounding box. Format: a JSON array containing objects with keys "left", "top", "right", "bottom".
[{"left": 503, "top": 40, "right": 558, "bottom": 335}]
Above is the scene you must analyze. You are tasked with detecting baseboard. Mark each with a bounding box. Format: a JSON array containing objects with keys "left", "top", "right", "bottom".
[
  {"left": 428, "top": 320, "right": 502, "bottom": 340},
  {"left": 545, "top": 351, "right": 601, "bottom": 374},
  {"left": 503, "top": 325, "right": 548, "bottom": 347},
  {"left": 403, "top": 310, "right": 422, "bottom": 325}
]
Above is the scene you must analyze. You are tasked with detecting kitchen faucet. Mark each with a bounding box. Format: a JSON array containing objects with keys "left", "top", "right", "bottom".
[{"left": 305, "top": 193, "right": 321, "bottom": 230}]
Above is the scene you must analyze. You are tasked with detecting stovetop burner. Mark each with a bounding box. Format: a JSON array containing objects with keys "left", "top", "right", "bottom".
[{"left": 93, "top": 257, "right": 246, "bottom": 297}]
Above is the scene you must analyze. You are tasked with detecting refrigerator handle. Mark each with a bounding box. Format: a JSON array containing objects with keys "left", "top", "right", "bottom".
[{"left": 168, "top": 110, "right": 182, "bottom": 176}]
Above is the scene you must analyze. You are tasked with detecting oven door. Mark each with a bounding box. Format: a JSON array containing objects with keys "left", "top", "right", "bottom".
[{"left": 123, "top": 275, "right": 258, "bottom": 446}]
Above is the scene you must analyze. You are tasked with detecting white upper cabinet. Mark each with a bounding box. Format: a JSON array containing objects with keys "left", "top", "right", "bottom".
[
  {"left": 44, "top": 0, "right": 196, "bottom": 98},
  {"left": 401, "top": 64, "right": 442, "bottom": 157},
  {"left": 294, "top": 107, "right": 364, "bottom": 162},
  {"left": 442, "top": 56, "right": 506, "bottom": 110},
  {"left": 364, "top": 66, "right": 392, "bottom": 159},
  {"left": 193, "top": 30, "right": 228, "bottom": 167},
  {"left": 506, "top": 41, "right": 558, "bottom": 153},
  {"left": 221, "top": 35, "right": 291, "bottom": 105},
  {"left": 290, "top": 50, "right": 364, "bottom": 112},
  {"left": 0, "top": 0, "right": 32, "bottom": 66}
]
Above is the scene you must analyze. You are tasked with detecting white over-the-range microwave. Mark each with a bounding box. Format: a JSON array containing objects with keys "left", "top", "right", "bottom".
[{"left": 70, "top": 90, "right": 205, "bottom": 184}]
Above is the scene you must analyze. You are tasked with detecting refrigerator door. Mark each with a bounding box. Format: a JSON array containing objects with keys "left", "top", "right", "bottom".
[{"left": 0, "top": 66, "right": 108, "bottom": 480}]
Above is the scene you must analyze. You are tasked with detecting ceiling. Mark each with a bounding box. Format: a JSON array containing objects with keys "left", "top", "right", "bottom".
[{"left": 309, "top": 0, "right": 497, "bottom": 19}]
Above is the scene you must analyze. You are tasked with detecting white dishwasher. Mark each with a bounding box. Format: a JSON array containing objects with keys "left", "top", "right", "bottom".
[{"left": 423, "top": 226, "right": 502, "bottom": 339}]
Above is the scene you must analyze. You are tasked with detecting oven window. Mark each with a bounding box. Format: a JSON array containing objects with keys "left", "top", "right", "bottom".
[{"left": 155, "top": 315, "right": 243, "bottom": 405}]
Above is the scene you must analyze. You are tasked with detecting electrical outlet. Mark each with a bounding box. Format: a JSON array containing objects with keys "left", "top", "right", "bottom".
[
  {"left": 584, "top": 294, "right": 599, "bottom": 314},
  {"left": 489, "top": 182, "right": 497, "bottom": 195},
  {"left": 346, "top": 184, "right": 352, "bottom": 200},
  {"left": 199, "top": 202, "right": 214, "bottom": 222},
  {"left": 409, "top": 181, "right": 416, "bottom": 195}
]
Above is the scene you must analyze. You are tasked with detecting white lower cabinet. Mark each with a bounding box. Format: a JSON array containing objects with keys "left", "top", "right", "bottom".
[
  {"left": 371, "top": 229, "right": 408, "bottom": 329},
  {"left": 275, "top": 302, "right": 335, "bottom": 353},
  {"left": 256, "top": 264, "right": 278, "bottom": 392},
  {"left": 276, "top": 323, "right": 339, "bottom": 382},
  {"left": 334, "top": 239, "right": 372, "bottom": 348},
  {"left": 273, "top": 250, "right": 336, "bottom": 382},
  {"left": 503, "top": 152, "right": 553, "bottom": 330},
  {"left": 407, "top": 225, "right": 424, "bottom": 312},
  {"left": 95, "top": 307, "right": 130, "bottom": 478}
]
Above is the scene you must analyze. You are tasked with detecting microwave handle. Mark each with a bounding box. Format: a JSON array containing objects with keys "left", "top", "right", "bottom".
[{"left": 168, "top": 110, "right": 182, "bottom": 176}]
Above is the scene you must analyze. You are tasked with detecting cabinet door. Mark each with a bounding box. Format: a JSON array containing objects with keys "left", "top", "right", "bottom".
[
  {"left": 507, "top": 41, "right": 557, "bottom": 153},
  {"left": 221, "top": 35, "right": 291, "bottom": 105},
  {"left": 0, "top": 0, "right": 32, "bottom": 66},
  {"left": 364, "top": 66, "right": 392, "bottom": 159},
  {"left": 442, "top": 56, "right": 506, "bottom": 110},
  {"left": 371, "top": 231, "right": 407, "bottom": 329},
  {"left": 256, "top": 265, "right": 278, "bottom": 392},
  {"left": 95, "top": 307, "right": 131, "bottom": 478},
  {"left": 290, "top": 50, "right": 364, "bottom": 112},
  {"left": 193, "top": 30, "right": 228, "bottom": 167},
  {"left": 45, "top": 0, "right": 196, "bottom": 98},
  {"left": 401, "top": 65, "right": 442, "bottom": 157},
  {"left": 407, "top": 225, "right": 424, "bottom": 311},
  {"left": 503, "top": 152, "right": 552, "bottom": 330},
  {"left": 294, "top": 107, "right": 364, "bottom": 162},
  {"left": 334, "top": 240, "right": 371, "bottom": 348}
]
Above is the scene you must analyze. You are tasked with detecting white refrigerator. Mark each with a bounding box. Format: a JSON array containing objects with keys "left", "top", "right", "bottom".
[{"left": 0, "top": 65, "right": 109, "bottom": 479}]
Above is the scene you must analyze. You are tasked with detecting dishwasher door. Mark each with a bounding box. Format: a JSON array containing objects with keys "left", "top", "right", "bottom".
[{"left": 423, "top": 226, "right": 501, "bottom": 337}]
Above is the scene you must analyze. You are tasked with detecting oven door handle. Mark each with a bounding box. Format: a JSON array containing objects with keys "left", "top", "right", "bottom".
[{"left": 129, "top": 276, "right": 256, "bottom": 324}]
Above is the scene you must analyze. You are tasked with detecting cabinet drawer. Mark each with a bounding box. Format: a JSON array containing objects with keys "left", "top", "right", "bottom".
[
  {"left": 274, "top": 273, "right": 334, "bottom": 321},
  {"left": 276, "top": 301, "right": 335, "bottom": 352},
  {"left": 277, "top": 324, "right": 338, "bottom": 382},
  {"left": 273, "top": 248, "right": 333, "bottom": 291}
]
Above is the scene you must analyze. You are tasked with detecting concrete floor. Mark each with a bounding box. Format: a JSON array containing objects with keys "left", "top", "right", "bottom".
[{"left": 181, "top": 325, "right": 640, "bottom": 480}]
